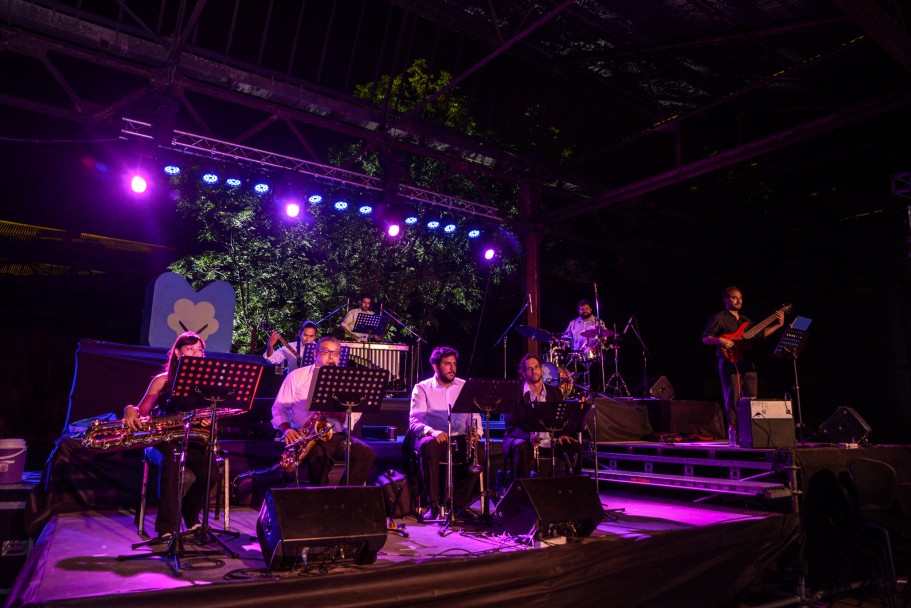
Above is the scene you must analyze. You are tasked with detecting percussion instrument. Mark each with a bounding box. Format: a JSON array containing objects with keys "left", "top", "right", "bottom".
[
  {"left": 515, "top": 325, "right": 559, "bottom": 342},
  {"left": 542, "top": 362, "right": 574, "bottom": 398}
]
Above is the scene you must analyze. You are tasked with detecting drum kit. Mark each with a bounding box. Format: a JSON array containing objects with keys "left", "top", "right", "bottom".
[{"left": 515, "top": 324, "right": 628, "bottom": 397}]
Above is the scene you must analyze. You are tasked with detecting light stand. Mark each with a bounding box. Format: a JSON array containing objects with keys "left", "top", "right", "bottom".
[{"left": 495, "top": 297, "right": 531, "bottom": 379}]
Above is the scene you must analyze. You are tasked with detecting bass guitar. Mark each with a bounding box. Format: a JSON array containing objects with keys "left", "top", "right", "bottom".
[{"left": 719, "top": 303, "right": 792, "bottom": 364}]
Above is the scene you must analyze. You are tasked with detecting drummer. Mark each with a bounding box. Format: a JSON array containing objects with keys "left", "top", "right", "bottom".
[{"left": 564, "top": 299, "right": 610, "bottom": 353}]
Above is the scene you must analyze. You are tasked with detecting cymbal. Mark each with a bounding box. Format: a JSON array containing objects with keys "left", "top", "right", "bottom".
[
  {"left": 579, "top": 327, "right": 615, "bottom": 339},
  {"left": 515, "top": 325, "right": 558, "bottom": 342}
]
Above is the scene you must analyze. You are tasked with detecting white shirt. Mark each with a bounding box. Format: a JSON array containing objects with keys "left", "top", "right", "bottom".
[
  {"left": 565, "top": 315, "right": 607, "bottom": 351},
  {"left": 262, "top": 340, "right": 305, "bottom": 370},
  {"left": 342, "top": 308, "right": 376, "bottom": 341},
  {"left": 523, "top": 381, "right": 552, "bottom": 447},
  {"left": 271, "top": 364, "right": 357, "bottom": 433},
  {"left": 409, "top": 376, "right": 483, "bottom": 438}
]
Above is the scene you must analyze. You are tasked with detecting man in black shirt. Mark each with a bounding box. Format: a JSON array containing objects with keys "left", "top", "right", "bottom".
[{"left": 702, "top": 286, "right": 784, "bottom": 444}]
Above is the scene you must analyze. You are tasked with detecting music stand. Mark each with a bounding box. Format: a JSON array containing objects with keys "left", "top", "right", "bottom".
[
  {"left": 450, "top": 378, "right": 522, "bottom": 527},
  {"left": 352, "top": 313, "right": 389, "bottom": 342},
  {"left": 121, "top": 355, "right": 263, "bottom": 573},
  {"left": 523, "top": 400, "right": 591, "bottom": 478},
  {"left": 300, "top": 343, "right": 351, "bottom": 367},
  {"left": 306, "top": 365, "right": 388, "bottom": 484},
  {"left": 773, "top": 316, "right": 812, "bottom": 442}
]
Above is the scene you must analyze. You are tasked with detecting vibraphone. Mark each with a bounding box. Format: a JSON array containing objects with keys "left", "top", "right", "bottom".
[{"left": 340, "top": 341, "right": 410, "bottom": 391}]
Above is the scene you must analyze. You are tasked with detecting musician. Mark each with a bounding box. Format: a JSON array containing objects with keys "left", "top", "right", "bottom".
[
  {"left": 564, "top": 299, "right": 608, "bottom": 352},
  {"left": 702, "top": 286, "right": 785, "bottom": 442},
  {"left": 503, "top": 354, "right": 580, "bottom": 479},
  {"left": 122, "top": 331, "right": 211, "bottom": 538},
  {"left": 408, "top": 346, "right": 483, "bottom": 519},
  {"left": 271, "top": 336, "right": 376, "bottom": 486},
  {"left": 341, "top": 295, "right": 376, "bottom": 342},
  {"left": 263, "top": 321, "right": 318, "bottom": 371}
]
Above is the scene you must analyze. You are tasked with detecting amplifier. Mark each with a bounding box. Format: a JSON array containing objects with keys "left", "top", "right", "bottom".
[{"left": 737, "top": 399, "right": 795, "bottom": 448}]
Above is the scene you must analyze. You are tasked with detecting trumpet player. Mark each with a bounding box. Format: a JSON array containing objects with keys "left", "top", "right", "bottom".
[
  {"left": 408, "top": 346, "right": 483, "bottom": 520},
  {"left": 503, "top": 353, "right": 581, "bottom": 480},
  {"left": 271, "top": 336, "right": 375, "bottom": 486},
  {"left": 121, "top": 331, "right": 211, "bottom": 539}
]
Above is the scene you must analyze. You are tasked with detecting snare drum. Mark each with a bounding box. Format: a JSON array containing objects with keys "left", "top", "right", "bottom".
[
  {"left": 542, "top": 362, "right": 574, "bottom": 398},
  {"left": 581, "top": 345, "right": 601, "bottom": 363}
]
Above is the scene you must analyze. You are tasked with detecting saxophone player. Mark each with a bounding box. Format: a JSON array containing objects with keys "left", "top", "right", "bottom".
[
  {"left": 121, "top": 332, "right": 211, "bottom": 539},
  {"left": 271, "top": 336, "right": 376, "bottom": 486}
]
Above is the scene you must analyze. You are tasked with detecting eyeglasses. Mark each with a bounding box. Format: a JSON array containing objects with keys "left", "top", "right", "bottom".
[{"left": 319, "top": 349, "right": 341, "bottom": 357}]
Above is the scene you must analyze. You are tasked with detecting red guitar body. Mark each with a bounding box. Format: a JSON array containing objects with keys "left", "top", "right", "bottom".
[{"left": 719, "top": 322, "right": 751, "bottom": 364}]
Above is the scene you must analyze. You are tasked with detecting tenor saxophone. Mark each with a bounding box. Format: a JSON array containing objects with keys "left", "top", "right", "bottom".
[
  {"left": 82, "top": 407, "right": 245, "bottom": 449},
  {"left": 279, "top": 416, "right": 334, "bottom": 472}
]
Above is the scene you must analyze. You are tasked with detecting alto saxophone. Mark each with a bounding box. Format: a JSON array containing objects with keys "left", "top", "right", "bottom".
[
  {"left": 82, "top": 407, "right": 245, "bottom": 449},
  {"left": 279, "top": 416, "right": 334, "bottom": 472}
]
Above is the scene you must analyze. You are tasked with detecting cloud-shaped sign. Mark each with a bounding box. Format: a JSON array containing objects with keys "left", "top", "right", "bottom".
[{"left": 143, "top": 272, "right": 236, "bottom": 352}]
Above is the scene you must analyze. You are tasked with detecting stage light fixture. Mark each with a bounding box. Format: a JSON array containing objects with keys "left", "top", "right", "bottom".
[
  {"left": 309, "top": 194, "right": 323, "bottom": 205},
  {"left": 202, "top": 173, "right": 219, "bottom": 184},
  {"left": 226, "top": 178, "right": 242, "bottom": 187},
  {"left": 163, "top": 165, "right": 181, "bottom": 176},
  {"left": 334, "top": 200, "right": 349, "bottom": 211},
  {"left": 483, "top": 248, "right": 496, "bottom": 261},
  {"left": 404, "top": 216, "right": 418, "bottom": 225},
  {"left": 427, "top": 220, "right": 440, "bottom": 229},
  {"left": 359, "top": 205, "right": 373, "bottom": 215},
  {"left": 443, "top": 224, "right": 457, "bottom": 234},
  {"left": 468, "top": 229, "right": 481, "bottom": 238},
  {"left": 285, "top": 202, "right": 301, "bottom": 218},
  {"left": 388, "top": 224, "right": 401, "bottom": 237},
  {"left": 254, "top": 183, "right": 270, "bottom": 194},
  {"left": 130, "top": 175, "right": 148, "bottom": 194}
]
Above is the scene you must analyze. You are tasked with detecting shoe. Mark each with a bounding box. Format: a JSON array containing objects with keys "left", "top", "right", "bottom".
[
  {"left": 187, "top": 523, "right": 202, "bottom": 532},
  {"left": 418, "top": 503, "right": 441, "bottom": 523}
]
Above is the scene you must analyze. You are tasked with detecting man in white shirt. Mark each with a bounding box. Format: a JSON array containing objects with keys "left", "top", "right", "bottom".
[
  {"left": 409, "top": 346, "right": 483, "bottom": 518},
  {"left": 271, "top": 336, "right": 375, "bottom": 485},
  {"left": 341, "top": 296, "right": 376, "bottom": 342},
  {"left": 564, "top": 299, "right": 608, "bottom": 353},
  {"left": 263, "top": 321, "right": 318, "bottom": 371}
]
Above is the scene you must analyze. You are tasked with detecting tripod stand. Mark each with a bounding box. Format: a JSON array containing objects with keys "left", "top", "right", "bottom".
[
  {"left": 604, "top": 341, "right": 630, "bottom": 397},
  {"left": 773, "top": 317, "right": 812, "bottom": 443}
]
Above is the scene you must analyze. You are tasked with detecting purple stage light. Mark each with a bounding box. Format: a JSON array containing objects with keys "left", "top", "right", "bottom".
[
  {"left": 130, "top": 175, "right": 148, "bottom": 194},
  {"left": 484, "top": 248, "right": 496, "bottom": 260},
  {"left": 468, "top": 229, "right": 481, "bottom": 239},
  {"left": 388, "top": 224, "right": 401, "bottom": 237},
  {"left": 163, "top": 165, "right": 181, "bottom": 176},
  {"left": 202, "top": 173, "right": 218, "bottom": 184},
  {"left": 254, "top": 183, "right": 270, "bottom": 194},
  {"left": 285, "top": 202, "right": 301, "bottom": 218}
]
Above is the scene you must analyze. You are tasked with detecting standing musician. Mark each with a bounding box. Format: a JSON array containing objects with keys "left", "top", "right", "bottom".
[
  {"left": 564, "top": 299, "right": 608, "bottom": 353},
  {"left": 263, "top": 320, "right": 318, "bottom": 372},
  {"left": 702, "top": 286, "right": 785, "bottom": 443},
  {"left": 122, "top": 331, "right": 211, "bottom": 538},
  {"left": 271, "top": 336, "right": 375, "bottom": 486},
  {"left": 503, "top": 353, "right": 581, "bottom": 480},
  {"left": 340, "top": 295, "right": 376, "bottom": 342},
  {"left": 408, "top": 346, "right": 483, "bottom": 519}
]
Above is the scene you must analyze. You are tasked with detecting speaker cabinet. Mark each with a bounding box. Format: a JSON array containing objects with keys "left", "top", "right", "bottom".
[
  {"left": 495, "top": 476, "right": 603, "bottom": 539},
  {"left": 634, "top": 376, "right": 675, "bottom": 400},
  {"left": 818, "top": 406, "right": 872, "bottom": 444},
  {"left": 737, "top": 399, "right": 795, "bottom": 448},
  {"left": 257, "top": 486, "right": 387, "bottom": 570}
]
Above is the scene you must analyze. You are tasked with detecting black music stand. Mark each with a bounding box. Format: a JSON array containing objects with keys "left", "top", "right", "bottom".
[
  {"left": 773, "top": 316, "right": 812, "bottom": 442},
  {"left": 352, "top": 313, "right": 389, "bottom": 342},
  {"left": 300, "top": 343, "right": 351, "bottom": 367},
  {"left": 523, "top": 400, "right": 590, "bottom": 478},
  {"left": 121, "top": 355, "right": 262, "bottom": 573},
  {"left": 450, "top": 378, "right": 521, "bottom": 527},
  {"left": 306, "top": 365, "right": 388, "bottom": 484}
]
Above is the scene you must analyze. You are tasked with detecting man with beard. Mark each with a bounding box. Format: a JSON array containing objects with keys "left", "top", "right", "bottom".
[
  {"left": 408, "top": 346, "right": 483, "bottom": 519},
  {"left": 702, "top": 286, "right": 785, "bottom": 444},
  {"left": 564, "top": 299, "right": 609, "bottom": 353},
  {"left": 503, "top": 353, "right": 581, "bottom": 479},
  {"left": 341, "top": 295, "right": 377, "bottom": 342},
  {"left": 271, "top": 336, "right": 375, "bottom": 485}
]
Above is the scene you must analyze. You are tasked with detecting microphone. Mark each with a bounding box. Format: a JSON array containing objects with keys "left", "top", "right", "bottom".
[
  {"left": 622, "top": 315, "right": 635, "bottom": 335},
  {"left": 527, "top": 293, "right": 533, "bottom": 315}
]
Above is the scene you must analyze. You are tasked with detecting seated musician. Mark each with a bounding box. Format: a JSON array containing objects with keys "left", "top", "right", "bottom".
[
  {"left": 122, "top": 331, "right": 211, "bottom": 538},
  {"left": 408, "top": 346, "right": 482, "bottom": 520},
  {"left": 503, "top": 353, "right": 581, "bottom": 480},
  {"left": 271, "top": 336, "right": 375, "bottom": 486},
  {"left": 263, "top": 320, "right": 318, "bottom": 372},
  {"left": 340, "top": 295, "right": 377, "bottom": 342}
]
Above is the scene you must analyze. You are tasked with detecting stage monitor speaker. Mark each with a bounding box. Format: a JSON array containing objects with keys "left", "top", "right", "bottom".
[
  {"left": 257, "top": 486, "right": 387, "bottom": 570},
  {"left": 818, "top": 406, "right": 872, "bottom": 444},
  {"left": 496, "top": 476, "right": 603, "bottom": 539},
  {"left": 737, "top": 399, "right": 796, "bottom": 448},
  {"left": 634, "top": 376, "right": 675, "bottom": 400}
]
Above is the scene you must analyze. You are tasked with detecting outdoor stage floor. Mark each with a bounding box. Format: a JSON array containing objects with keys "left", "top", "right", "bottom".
[{"left": 7, "top": 489, "right": 799, "bottom": 608}]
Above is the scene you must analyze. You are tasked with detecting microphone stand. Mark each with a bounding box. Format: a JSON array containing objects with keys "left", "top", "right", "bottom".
[
  {"left": 590, "top": 283, "right": 604, "bottom": 492},
  {"left": 494, "top": 297, "right": 530, "bottom": 379},
  {"left": 315, "top": 305, "right": 344, "bottom": 327},
  {"left": 626, "top": 317, "right": 651, "bottom": 398},
  {"left": 383, "top": 306, "right": 426, "bottom": 390}
]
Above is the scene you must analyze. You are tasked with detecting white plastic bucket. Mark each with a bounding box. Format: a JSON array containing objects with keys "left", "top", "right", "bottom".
[{"left": 0, "top": 438, "right": 27, "bottom": 484}]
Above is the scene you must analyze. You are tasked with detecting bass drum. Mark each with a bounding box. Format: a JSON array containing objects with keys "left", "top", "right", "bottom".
[{"left": 542, "top": 362, "right": 574, "bottom": 398}]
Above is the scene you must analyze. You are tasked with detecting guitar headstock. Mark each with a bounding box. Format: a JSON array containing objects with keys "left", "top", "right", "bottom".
[{"left": 780, "top": 303, "right": 793, "bottom": 314}]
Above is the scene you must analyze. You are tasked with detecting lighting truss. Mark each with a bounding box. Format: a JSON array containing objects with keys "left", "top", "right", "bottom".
[{"left": 121, "top": 118, "right": 502, "bottom": 221}]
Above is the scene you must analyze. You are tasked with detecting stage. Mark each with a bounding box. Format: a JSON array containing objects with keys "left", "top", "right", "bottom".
[{"left": 6, "top": 490, "right": 798, "bottom": 608}]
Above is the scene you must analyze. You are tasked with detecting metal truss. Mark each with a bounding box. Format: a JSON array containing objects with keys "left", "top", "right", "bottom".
[{"left": 121, "top": 118, "right": 503, "bottom": 221}]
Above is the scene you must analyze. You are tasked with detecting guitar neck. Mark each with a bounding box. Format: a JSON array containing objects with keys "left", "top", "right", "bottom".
[{"left": 742, "top": 309, "right": 781, "bottom": 340}]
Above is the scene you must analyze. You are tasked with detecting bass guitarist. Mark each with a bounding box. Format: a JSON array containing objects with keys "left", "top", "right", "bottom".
[{"left": 702, "top": 286, "right": 786, "bottom": 445}]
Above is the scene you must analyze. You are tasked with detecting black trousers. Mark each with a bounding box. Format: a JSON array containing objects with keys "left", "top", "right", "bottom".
[
  {"left": 151, "top": 441, "right": 212, "bottom": 534},
  {"left": 503, "top": 436, "right": 582, "bottom": 480},
  {"left": 301, "top": 433, "right": 375, "bottom": 486},
  {"left": 414, "top": 435, "right": 480, "bottom": 508},
  {"left": 718, "top": 359, "right": 757, "bottom": 435}
]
